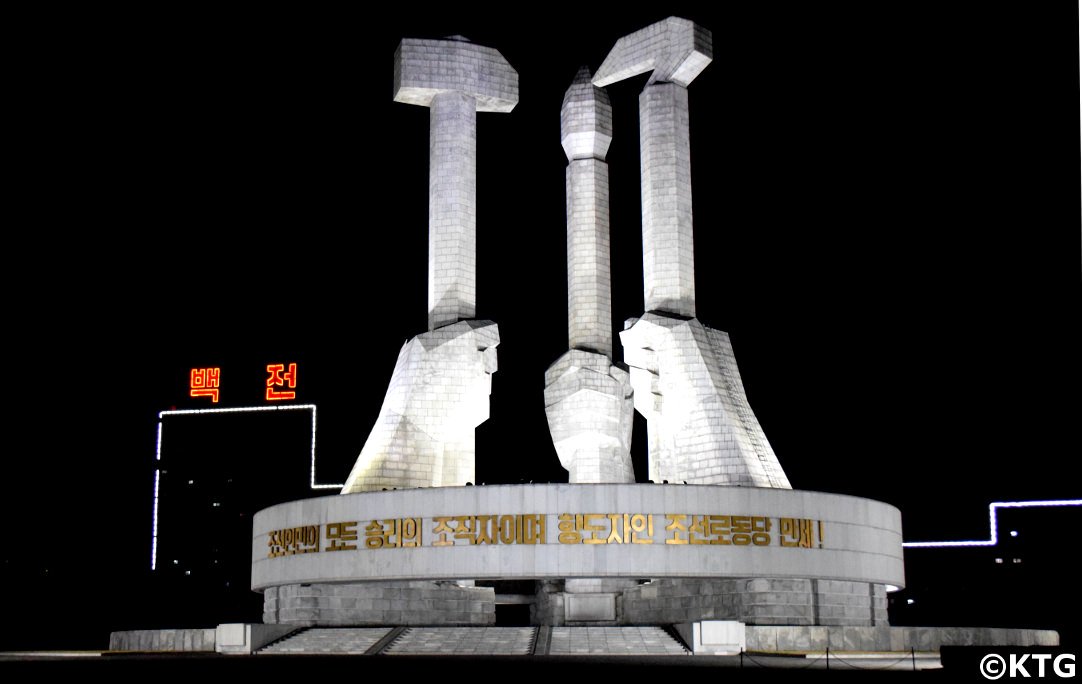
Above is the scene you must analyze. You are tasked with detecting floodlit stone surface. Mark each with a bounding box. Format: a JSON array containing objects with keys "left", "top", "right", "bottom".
[
  {"left": 593, "top": 18, "right": 711, "bottom": 318},
  {"left": 341, "top": 321, "right": 499, "bottom": 493},
  {"left": 428, "top": 90, "right": 479, "bottom": 330},
  {"left": 259, "top": 627, "right": 392, "bottom": 654},
  {"left": 593, "top": 17, "right": 712, "bottom": 88},
  {"left": 548, "top": 626, "right": 688, "bottom": 655},
  {"left": 595, "top": 18, "right": 788, "bottom": 488},
  {"left": 393, "top": 37, "right": 519, "bottom": 331},
  {"left": 562, "top": 158, "right": 613, "bottom": 355},
  {"left": 252, "top": 484, "right": 905, "bottom": 590},
  {"left": 594, "top": 18, "right": 709, "bottom": 319},
  {"left": 560, "top": 68, "right": 615, "bottom": 358},
  {"left": 340, "top": 38, "right": 517, "bottom": 494},
  {"left": 546, "top": 68, "right": 634, "bottom": 483},
  {"left": 387, "top": 626, "right": 532, "bottom": 654},
  {"left": 593, "top": 16, "right": 712, "bottom": 319},
  {"left": 743, "top": 625, "right": 1060, "bottom": 653},
  {"left": 109, "top": 628, "right": 217, "bottom": 652},
  {"left": 561, "top": 66, "right": 613, "bottom": 165},
  {"left": 263, "top": 582, "right": 495, "bottom": 627},
  {"left": 621, "top": 313, "right": 791, "bottom": 488},
  {"left": 394, "top": 37, "right": 519, "bottom": 113},
  {"left": 545, "top": 350, "right": 633, "bottom": 483},
  {"left": 623, "top": 579, "right": 886, "bottom": 627},
  {"left": 638, "top": 82, "right": 696, "bottom": 317}
]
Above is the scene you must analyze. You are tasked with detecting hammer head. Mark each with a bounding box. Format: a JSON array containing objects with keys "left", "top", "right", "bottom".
[
  {"left": 394, "top": 37, "right": 519, "bottom": 113},
  {"left": 592, "top": 17, "right": 712, "bottom": 89}
]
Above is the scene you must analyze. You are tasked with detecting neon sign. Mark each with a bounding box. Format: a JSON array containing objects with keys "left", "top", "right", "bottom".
[
  {"left": 903, "top": 499, "right": 1082, "bottom": 548},
  {"left": 151, "top": 403, "right": 340, "bottom": 570},
  {"left": 266, "top": 363, "right": 298, "bottom": 401},
  {"left": 186, "top": 363, "right": 301, "bottom": 404},
  {"left": 189, "top": 367, "right": 221, "bottom": 403}
]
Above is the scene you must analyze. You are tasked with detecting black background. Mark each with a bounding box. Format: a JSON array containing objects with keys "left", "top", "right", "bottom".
[{"left": 3, "top": 4, "right": 1078, "bottom": 649}]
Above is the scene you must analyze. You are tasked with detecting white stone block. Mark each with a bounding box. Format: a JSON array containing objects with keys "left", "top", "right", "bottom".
[
  {"left": 392, "top": 37, "right": 518, "bottom": 331},
  {"left": 394, "top": 38, "right": 519, "bottom": 112},
  {"left": 544, "top": 350, "right": 634, "bottom": 484},
  {"left": 593, "top": 17, "right": 712, "bottom": 89},
  {"left": 620, "top": 313, "right": 791, "bottom": 488},
  {"left": 561, "top": 66, "right": 613, "bottom": 161},
  {"left": 565, "top": 593, "right": 617, "bottom": 621},
  {"left": 341, "top": 321, "right": 499, "bottom": 493}
]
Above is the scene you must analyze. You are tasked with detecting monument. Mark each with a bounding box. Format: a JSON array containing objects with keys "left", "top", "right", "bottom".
[
  {"left": 106, "top": 17, "right": 1056, "bottom": 656},
  {"left": 251, "top": 20, "right": 906, "bottom": 635}
]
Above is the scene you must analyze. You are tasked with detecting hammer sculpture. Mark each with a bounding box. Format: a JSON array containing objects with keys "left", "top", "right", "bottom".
[{"left": 342, "top": 37, "right": 518, "bottom": 493}]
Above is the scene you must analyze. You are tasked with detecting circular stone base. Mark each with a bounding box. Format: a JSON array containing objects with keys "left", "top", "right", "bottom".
[
  {"left": 263, "top": 581, "right": 495, "bottom": 626},
  {"left": 264, "top": 577, "right": 887, "bottom": 627},
  {"left": 252, "top": 484, "right": 904, "bottom": 591}
]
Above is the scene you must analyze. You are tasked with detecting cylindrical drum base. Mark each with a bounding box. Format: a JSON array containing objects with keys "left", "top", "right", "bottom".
[{"left": 263, "top": 581, "right": 495, "bottom": 626}]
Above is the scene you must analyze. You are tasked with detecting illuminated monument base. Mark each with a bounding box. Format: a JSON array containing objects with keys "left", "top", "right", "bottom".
[
  {"left": 253, "top": 483, "right": 903, "bottom": 628},
  {"left": 261, "top": 578, "right": 885, "bottom": 628},
  {"left": 263, "top": 581, "right": 496, "bottom": 626},
  {"left": 530, "top": 578, "right": 886, "bottom": 628}
]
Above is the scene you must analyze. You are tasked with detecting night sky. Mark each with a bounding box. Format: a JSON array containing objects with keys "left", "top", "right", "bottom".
[{"left": 4, "top": 5, "right": 1078, "bottom": 648}]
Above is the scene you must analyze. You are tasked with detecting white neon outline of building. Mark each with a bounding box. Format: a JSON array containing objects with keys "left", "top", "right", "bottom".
[
  {"left": 903, "top": 499, "right": 1082, "bottom": 548},
  {"left": 150, "top": 404, "right": 342, "bottom": 570}
]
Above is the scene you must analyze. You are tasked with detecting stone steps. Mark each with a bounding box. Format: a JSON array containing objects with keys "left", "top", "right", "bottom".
[
  {"left": 258, "top": 626, "right": 688, "bottom": 656},
  {"left": 548, "top": 626, "right": 689, "bottom": 656},
  {"left": 386, "top": 627, "right": 537, "bottom": 655},
  {"left": 259, "top": 627, "right": 393, "bottom": 654}
]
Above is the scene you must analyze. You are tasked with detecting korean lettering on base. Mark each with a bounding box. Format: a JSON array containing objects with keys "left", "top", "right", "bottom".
[
  {"left": 431, "top": 515, "right": 546, "bottom": 546},
  {"left": 779, "top": 518, "right": 823, "bottom": 548},
  {"left": 267, "top": 525, "right": 320, "bottom": 558},
  {"left": 664, "top": 514, "right": 772, "bottom": 546},
  {"left": 364, "top": 518, "right": 422, "bottom": 548},
  {"left": 557, "top": 514, "right": 654, "bottom": 544},
  {"left": 324, "top": 521, "right": 358, "bottom": 552}
]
